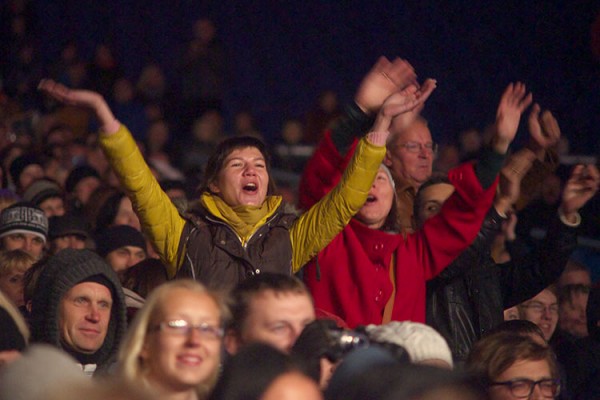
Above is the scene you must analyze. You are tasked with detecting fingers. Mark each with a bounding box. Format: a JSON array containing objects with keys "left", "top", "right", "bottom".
[
  {"left": 501, "top": 82, "right": 533, "bottom": 111},
  {"left": 386, "top": 58, "right": 417, "bottom": 89}
]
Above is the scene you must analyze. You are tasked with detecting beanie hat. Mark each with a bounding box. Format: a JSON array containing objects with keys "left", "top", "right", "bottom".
[
  {"left": 95, "top": 225, "right": 146, "bottom": 258},
  {"left": 65, "top": 165, "right": 100, "bottom": 194},
  {"left": 365, "top": 321, "right": 453, "bottom": 368},
  {"left": 9, "top": 154, "right": 42, "bottom": 188},
  {"left": 29, "top": 249, "right": 126, "bottom": 367},
  {"left": 48, "top": 215, "right": 90, "bottom": 240},
  {"left": 0, "top": 202, "right": 48, "bottom": 243},
  {"left": 22, "top": 179, "right": 63, "bottom": 206}
]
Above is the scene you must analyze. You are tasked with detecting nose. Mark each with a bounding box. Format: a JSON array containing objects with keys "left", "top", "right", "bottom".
[
  {"left": 126, "top": 256, "right": 137, "bottom": 267},
  {"left": 185, "top": 327, "right": 202, "bottom": 346},
  {"left": 86, "top": 304, "right": 101, "bottom": 322},
  {"left": 530, "top": 383, "right": 544, "bottom": 400}
]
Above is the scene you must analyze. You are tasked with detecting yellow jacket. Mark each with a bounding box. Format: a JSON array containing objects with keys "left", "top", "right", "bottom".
[{"left": 99, "top": 125, "right": 385, "bottom": 279}]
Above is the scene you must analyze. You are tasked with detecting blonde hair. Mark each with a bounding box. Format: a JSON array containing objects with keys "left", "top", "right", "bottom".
[
  {"left": 0, "top": 249, "right": 35, "bottom": 276},
  {"left": 117, "top": 279, "right": 229, "bottom": 398},
  {"left": 0, "top": 289, "right": 30, "bottom": 343}
]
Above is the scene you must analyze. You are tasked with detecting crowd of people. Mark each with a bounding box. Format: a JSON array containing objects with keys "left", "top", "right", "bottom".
[{"left": 1, "top": 6, "right": 600, "bottom": 400}]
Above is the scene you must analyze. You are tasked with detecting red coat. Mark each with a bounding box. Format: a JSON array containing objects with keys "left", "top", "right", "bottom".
[{"left": 301, "top": 131, "right": 497, "bottom": 328}]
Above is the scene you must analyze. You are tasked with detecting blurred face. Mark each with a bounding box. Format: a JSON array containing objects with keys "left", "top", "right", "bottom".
[
  {"left": 2, "top": 233, "right": 45, "bottom": 259},
  {"left": 240, "top": 290, "right": 315, "bottom": 353},
  {"left": 261, "top": 371, "right": 323, "bottom": 400},
  {"left": 59, "top": 282, "right": 112, "bottom": 354},
  {"left": 142, "top": 288, "right": 222, "bottom": 393},
  {"left": 209, "top": 147, "right": 269, "bottom": 207},
  {"left": 559, "top": 291, "right": 589, "bottom": 338},
  {"left": 384, "top": 119, "right": 434, "bottom": 189},
  {"left": 18, "top": 164, "right": 44, "bottom": 191},
  {"left": 557, "top": 268, "right": 591, "bottom": 287},
  {"left": 355, "top": 167, "right": 395, "bottom": 229},
  {"left": 0, "top": 269, "right": 28, "bottom": 307},
  {"left": 52, "top": 234, "right": 87, "bottom": 253},
  {"left": 105, "top": 245, "right": 146, "bottom": 272},
  {"left": 489, "top": 359, "right": 554, "bottom": 400},
  {"left": 415, "top": 182, "right": 455, "bottom": 228},
  {"left": 74, "top": 176, "right": 100, "bottom": 205},
  {"left": 39, "top": 197, "right": 65, "bottom": 217},
  {"left": 518, "top": 290, "right": 558, "bottom": 341},
  {"left": 113, "top": 197, "right": 141, "bottom": 231}
]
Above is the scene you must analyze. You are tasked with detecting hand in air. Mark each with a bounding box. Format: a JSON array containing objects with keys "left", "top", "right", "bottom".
[
  {"left": 560, "top": 164, "right": 600, "bottom": 216},
  {"left": 527, "top": 104, "right": 561, "bottom": 154},
  {"left": 494, "top": 82, "right": 533, "bottom": 153}
]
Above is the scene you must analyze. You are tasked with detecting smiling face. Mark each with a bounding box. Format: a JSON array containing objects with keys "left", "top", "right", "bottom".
[
  {"left": 58, "top": 282, "right": 113, "bottom": 354},
  {"left": 355, "top": 167, "right": 395, "bottom": 229},
  {"left": 141, "top": 288, "right": 222, "bottom": 393},
  {"left": 518, "top": 289, "right": 559, "bottom": 342},
  {"left": 209, "top": 147, "right": 269, "bottom": 207}
]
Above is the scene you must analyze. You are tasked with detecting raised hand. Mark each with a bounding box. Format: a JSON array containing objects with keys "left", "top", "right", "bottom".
[
  {"left": 38, "top": 79, "right": 119, "bottom": 134},
  {"left": 371, "top": 79, "right": 437, "bottom": 134},
  {"left": 354, "top": 56, "right": 418, "bottom": 115},
  {"left": 495, "top": 148, "right": 537, "bottom": 214},
  {"left": 560, "top": 164, "right": 600, "bottom": 220},
  {"left": 493, "top": 82, "right": 533, "bottom": 154},
  {"left": 527, "top": 104, "right": 561, "bottom": 155}
]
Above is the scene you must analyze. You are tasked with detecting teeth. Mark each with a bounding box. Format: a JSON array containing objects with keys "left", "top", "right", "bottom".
[{"left": 245, "top": 183, "right": 257, "bottom": 189}]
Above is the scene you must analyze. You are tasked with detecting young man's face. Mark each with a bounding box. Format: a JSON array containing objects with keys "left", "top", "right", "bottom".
[
  {"left": 415, "top": 182, "right": 455, "bottom": 228},
  {"left": 237, "top": 290, "right": 315, "bottom": 353},
  {"left": 58, "top": 282, "right": 113, "bottom": 354},
  {"left": 2, "top": 233, "right": 45, "bottom": 259},
  {"left": 519, "top": 289, "right": 559, "bottom": 341},
  {"left": 105, "top": 246, "right": 146, "bottom": 272}
]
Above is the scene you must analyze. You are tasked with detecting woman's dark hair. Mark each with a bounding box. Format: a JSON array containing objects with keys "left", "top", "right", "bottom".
[
  {"left": 200, "top": 136, "right": 275, "bottom": 196},
  {"left": 487, "top": 319, "right": 546, "bottom": 343},
  {"left": 94, "top": 190, "right": 126, "bottom": 234}
]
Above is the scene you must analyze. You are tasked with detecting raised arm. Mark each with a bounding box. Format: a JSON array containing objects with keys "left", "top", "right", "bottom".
[
  {"left": 291, "top": 85, "right": 435, "bottom": 271},
  {"left": 39, "top": 79, "right": 186, "bottom": 275}
]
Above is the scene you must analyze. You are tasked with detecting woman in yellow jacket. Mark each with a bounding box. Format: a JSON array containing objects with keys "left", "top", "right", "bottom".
[{"left": 39, "top": 57, "right": 435, "bottom": 290}]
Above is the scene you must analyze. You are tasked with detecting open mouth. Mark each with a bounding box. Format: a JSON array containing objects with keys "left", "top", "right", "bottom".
[
  {"left": 243, "top": 183, "right": 258, "bottom": 193},
  {"left": 366, "top": 195, "right": 377, "bottom": 203}
]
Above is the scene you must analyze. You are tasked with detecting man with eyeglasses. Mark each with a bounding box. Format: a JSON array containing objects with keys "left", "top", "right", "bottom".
[
  {"left": 29, "top": 249, "right": 127, "bottom": 376},
  {"left": 518, "top": 287, "right": 559, "bottom": 342}
]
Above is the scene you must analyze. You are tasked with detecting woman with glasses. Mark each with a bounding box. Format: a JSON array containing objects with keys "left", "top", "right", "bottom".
[
  {"left": 467, "top": 331, "right": 561, "bottom": 399},
  {"left": 118, "top": 280, "right": 229, "bottom": 400}
]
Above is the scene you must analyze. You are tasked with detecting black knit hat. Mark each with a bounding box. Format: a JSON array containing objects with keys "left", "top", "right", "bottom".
[
  {"left": 22, "top": 179, "right": 63, "bottom": 206},
  {"left": 9, "top": 154, "right": 42, "bottom": 188},
  {"left": 29, "top": 249, "right": 126, "bottom": 367},
  {"left": 65, "top": 165, "right": 100, "bottom": 194},
  {"left": 48, "top": 214, "right": 90, "bottom": 241},
  {"left": 95, "top": 225, "right": 146, "bottom": 258},
  {"left": 0, "top": 202, "right": 48, "bottom": 243}
]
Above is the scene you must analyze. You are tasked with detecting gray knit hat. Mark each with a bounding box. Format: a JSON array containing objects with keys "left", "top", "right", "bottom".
[
  {"left": 365, "top": 321, "right": 453, "bottom": 368},
  {"left": 29, "top": 249, "right": 126, "bottom": 368},
  {"left": 22, "top": 179, "right": 63, "bottom": 206},
  {"left": 0, "top": 202, "right": 48, "bottom": 243}
]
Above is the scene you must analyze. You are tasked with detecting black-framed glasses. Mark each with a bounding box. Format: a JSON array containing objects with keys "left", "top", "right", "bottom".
[
  {"left": 490, "top": 378, "right": 560, "bottom": 398},
  {"left": 152, "top": 319, "right": 224, "bottom": 340},
  {"left": 397, "top": 141, "right": 438, "bottom": 154}
]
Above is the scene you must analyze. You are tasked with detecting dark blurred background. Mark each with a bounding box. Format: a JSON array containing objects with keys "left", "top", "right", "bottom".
[{"left": 2, "top": 0, "right": 600, "bottom": 153}]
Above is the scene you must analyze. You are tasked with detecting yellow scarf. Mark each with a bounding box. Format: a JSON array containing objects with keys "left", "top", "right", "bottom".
[{"left": 201, "top": 193, "right": 281, "bottom": 244}]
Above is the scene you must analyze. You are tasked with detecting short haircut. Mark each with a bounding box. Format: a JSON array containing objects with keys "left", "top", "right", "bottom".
[
  {"left": 413, "top": 173, "right": 452, "bottom": 225},
  {"left": 200, "top": 136, "right": 275, "bottom": 195},
  {"left": 0, "top": 249, "right": 35, "bottom": 276},
  {"left": 228, "top": 273, "right": 311, "bottom": 335},
  {"left": 558, "top": 284, "right": 590, "bottom": 307},
  {"left": 487, "top": 320, "right": 546, "bottom": 343},
  {"left": 466, "top": 332, "right": 558, "bottom": 384}
]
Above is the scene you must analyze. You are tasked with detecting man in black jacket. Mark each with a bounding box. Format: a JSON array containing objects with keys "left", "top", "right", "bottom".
[{"left": 422, "top": 157, "right": 599, "bottom": 363}]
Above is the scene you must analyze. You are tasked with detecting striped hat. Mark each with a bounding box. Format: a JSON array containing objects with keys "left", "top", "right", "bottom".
[{"left": 0, "top": 202, "right": 48, "bottom": 243}]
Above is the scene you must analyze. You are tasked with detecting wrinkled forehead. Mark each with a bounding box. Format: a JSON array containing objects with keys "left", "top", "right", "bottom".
[{"left": 388, "top": 118, "right": 432, "bottom": 146}]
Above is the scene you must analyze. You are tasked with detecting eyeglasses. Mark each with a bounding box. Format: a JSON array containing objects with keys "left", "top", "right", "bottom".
[
  {"left": 490, "top": 378, "right": 560, "bottom": 398},
  {"left": 397, "top": 141, "right": 438, "bottom": 154},
  {"left": 520, "top": 302, "right": 559, "bottom": 315},
  {"left": 152, "top": 319, "right": 224, "bottom": 340}
]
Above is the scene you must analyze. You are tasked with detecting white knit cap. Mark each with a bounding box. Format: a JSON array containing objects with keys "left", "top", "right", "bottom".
[
  {"left": 365, "top": 321, "right": 453, "bottom": 368},
  {"left": 379, "top": 164, "right": 395, "bottom": 190}
]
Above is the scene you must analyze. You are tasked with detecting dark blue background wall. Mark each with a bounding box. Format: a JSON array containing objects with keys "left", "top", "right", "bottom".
[{"left": 32, "top": 1, "right": 600, "bottom": 153}]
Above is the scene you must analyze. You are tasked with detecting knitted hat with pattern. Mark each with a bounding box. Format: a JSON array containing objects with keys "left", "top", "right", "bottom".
[
  {"left": 0, "top": 202, "right": 48, "bottom": 243},
  {"left": 22, "top": 179, "right": 63, "bottom": 206},
  {"left": 365, "top": 321, "right": 453, "bottom": 368}
]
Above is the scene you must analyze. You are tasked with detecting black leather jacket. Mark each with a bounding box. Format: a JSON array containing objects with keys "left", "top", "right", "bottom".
[{"left": 426, "top": 208, "right": 578, "bottom": 362}]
